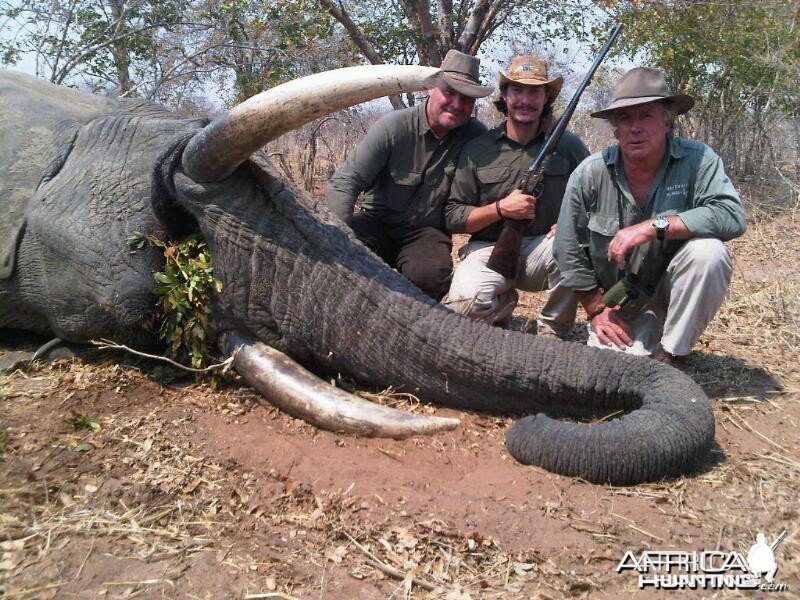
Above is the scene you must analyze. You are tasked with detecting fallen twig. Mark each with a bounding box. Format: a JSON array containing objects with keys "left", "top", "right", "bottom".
[
  {"left": 342, "top": 531, "right": 437, "bottom": 592},
  {"left": 364, "top": 559, "right": 437, "bottom": 591},
  {"left": 90, "top": 338, "right": 238, "bottom": 374}
]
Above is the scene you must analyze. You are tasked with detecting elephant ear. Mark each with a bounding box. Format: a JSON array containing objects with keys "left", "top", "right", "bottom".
[
  {"left": 0, "top": 71, "right": 119, "bottom": 280},
  {"left": 182, "top": 65, "right": 442, "bottom": 183}
]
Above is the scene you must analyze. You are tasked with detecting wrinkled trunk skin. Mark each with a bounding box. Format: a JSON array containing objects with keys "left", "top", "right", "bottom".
[{"left": 175, "top": 154, "right": 715, "bottom": 486}]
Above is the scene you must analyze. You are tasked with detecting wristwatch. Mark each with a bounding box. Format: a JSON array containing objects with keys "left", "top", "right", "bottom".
[{"left": 652, "top": 215, "right": 670, "bottom": 240}]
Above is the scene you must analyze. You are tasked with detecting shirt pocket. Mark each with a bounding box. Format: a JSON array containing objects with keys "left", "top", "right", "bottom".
[
  {"left": 587, "top": 213, "right": 620, "bottom": 237},
  {"left": 476, "top": 166, "right": 510, "bottom": 184},
  {"left": 586, "top": 213, "right": 619, "bottom": 268},
  {"left": 387, "top": 169, "right": 423, "bottom": 212},
  {"left": 476, "top": 166, "right": 511, "bottom": 200}
]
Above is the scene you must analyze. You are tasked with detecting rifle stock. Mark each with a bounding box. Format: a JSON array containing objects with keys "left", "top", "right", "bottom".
[
  {"left": 486, "top": 23, "right": 623, "bottom": 278},
  {"left": 486, "top": 220, "right": 526, "bottom": 279}
]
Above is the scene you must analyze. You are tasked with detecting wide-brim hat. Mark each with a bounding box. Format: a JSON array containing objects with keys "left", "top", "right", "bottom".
[
  {"left": 498, "top": 56, "right": 563, "bottom": 98},
  {"left": 440, "top": 49, "right": 493, "bottom": 98},
  {"left": 591, "top": 67, "right": 694, "bottom": 119}
]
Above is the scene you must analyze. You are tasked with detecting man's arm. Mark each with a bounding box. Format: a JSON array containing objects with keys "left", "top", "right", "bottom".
[
  {"left": 553, "top": 164, "right": 597, "bottom": 291},
  {"left": 606, "top": 145, "right": 746, "bottom": 268},
  {"left": 554, "top": 160, "right": 634, "bottom": 348},
  {"left": 461, "top": 189, "right": 536, "bottom": 233},
  {"left": 444, "top": 150, "right": 481, "bottom": 233},
  {"left": 673, "top": 146, "right": 746, "bottom": 240},
  {"left": 325, "top": 117, "right": 393, "bottom": 226}
]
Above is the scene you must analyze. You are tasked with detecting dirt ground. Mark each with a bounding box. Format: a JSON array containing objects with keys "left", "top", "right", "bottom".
[{"left": 1, "top": 209, "right": 799, "bottom": 599}]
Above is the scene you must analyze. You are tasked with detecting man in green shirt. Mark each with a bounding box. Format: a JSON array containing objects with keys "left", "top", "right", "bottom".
[
  {"left": 554, "top": 67, "right": 747, "bottom": 363},
  {"left": 325, "top": 50, "right": 490, "bottom": 300},
  {"left": 444, "top": 56, "right": 589, "bottom": 336}
]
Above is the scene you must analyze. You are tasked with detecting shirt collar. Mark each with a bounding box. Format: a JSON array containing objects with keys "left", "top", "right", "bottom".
[{"left": 492, "top": 120, "right": 548, "bottom": 145}]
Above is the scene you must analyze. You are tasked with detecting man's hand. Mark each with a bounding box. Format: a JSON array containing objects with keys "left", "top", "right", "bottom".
[
  {"left": 591, "top": 307, "right": 633, "bottom": 349},
  {"left": 606, "top": 220, "right": 655, "bottom": 269},
  {"left": 497, "top": 188, "right": 536, "bottom": 221}
]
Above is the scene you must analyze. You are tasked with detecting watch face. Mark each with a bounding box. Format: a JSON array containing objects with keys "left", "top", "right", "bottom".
[{"left": 653, "top": 216, "right": 669, "bottom": 229}]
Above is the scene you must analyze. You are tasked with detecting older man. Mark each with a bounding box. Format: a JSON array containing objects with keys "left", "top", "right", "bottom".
[
  {"left": 444, "top": 56, "right": 589, "bottom": 336},
  {"left": 554, "top": 67, "right": 747, "bottom": 363},
  {"left": 325, "top": 50, "right": 491, "bottom": 300}
]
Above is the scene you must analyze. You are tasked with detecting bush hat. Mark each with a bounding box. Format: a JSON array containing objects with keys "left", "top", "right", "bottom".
[
  {"left": 440, "top": 49, "right": 493, "bottom": 98},
  {"left": 498, "top": 56, "right": 563, "bottom": 98},
  {"left": 591, "top": 67, "right": 694, "bottom": 119}
]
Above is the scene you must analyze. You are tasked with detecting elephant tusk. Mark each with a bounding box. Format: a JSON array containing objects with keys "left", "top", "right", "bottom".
[
  {"left": 219, "top": 330, "right": 460, "bottom": 439},
  {"left": 182, "top": 64, "right": 442, "bottom": 182}
]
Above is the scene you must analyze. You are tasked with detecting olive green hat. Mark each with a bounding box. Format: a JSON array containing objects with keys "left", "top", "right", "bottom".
[
  {"left": 591, "top": 67, "right": 694, "bottom": 119},
  {"left": 439, "top": 49, "right": 493, "bottom": 98}
]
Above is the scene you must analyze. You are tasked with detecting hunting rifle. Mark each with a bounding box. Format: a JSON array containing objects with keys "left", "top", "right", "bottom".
[
  {"left": 486, "top": 23, "right": 624, "bottom": 279},
  {"left": 771, "top": 530, "right": 788, "bottom": 552}
]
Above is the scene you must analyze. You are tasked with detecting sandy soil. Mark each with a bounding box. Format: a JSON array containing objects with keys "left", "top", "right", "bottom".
[{"left": 1, "top": 213, "right": 799, "bottom": 599}]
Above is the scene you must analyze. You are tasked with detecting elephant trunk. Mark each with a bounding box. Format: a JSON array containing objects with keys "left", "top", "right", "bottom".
[{"left": 179, "top": 158, "right": 715, "bottom": 486}]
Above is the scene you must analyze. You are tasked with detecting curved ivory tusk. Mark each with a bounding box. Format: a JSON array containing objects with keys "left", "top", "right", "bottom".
[
  {"left": 183, "top": 64, "right": 442, "bottom": 182},
  {"left": 219, "top": 330, "right": 460, "bottom": 439}
]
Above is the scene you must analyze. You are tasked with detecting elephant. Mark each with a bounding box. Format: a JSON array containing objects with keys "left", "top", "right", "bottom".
[{"left": 0, "top": 66, "right": 716, "bottom": 485}]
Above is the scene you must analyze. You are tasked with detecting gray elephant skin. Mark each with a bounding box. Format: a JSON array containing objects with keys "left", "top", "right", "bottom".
[{"left": 0, "top": 68, "right": 716, "bottom": 485}]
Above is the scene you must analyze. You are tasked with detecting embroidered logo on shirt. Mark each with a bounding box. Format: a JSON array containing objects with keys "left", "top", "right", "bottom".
[{"left": 665, "top": 183, "right": 688, "bottom": 198}]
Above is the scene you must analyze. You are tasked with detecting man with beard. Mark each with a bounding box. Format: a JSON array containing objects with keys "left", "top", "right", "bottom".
[
  {"left": 444, "top": 56, "right": 589, "bottom": 336},
  {"left": 325, "top": 50, "right": 491, "bottom": 300}
]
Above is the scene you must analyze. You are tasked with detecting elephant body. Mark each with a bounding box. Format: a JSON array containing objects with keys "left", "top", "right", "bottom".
[{"left": 0, "top": 69, "right": 716, "bottom": 485}]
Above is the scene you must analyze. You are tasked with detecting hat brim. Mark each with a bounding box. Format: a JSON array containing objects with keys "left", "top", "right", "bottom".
[
  {"left": 590, "top": 94, "right": 695, "bottom": 119},
  {"left": 498, "top": 72, "right": 563, "bottom": 98},
  {"left": 442, "top": 73, "right": 493, "bottom": 98}
]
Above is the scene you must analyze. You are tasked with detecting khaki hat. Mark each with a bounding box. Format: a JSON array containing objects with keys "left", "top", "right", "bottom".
[
  {"left": 439, "top": 49, "right": 493, "bottom": 98},
  {"left": 498, "top": 56, "right": 563, "bottom": 98},
  {"left": 591, "top": 67, "right": 694, "bottom": 119}
]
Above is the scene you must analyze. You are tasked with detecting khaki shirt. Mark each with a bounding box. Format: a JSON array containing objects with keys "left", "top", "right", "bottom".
[
  {"left": 445, "top": 123, "right": 589, "bottom": 241},
  {"left": 325, "top": 101, "right": 486, "bottom": 229},
  {"left": 554, "top": 136, "right": 747, "bottom": 292}
]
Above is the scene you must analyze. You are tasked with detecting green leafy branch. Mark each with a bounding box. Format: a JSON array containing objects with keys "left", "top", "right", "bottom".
[{"left": 147, "top": 233, "right": 221, "bottom": 369}]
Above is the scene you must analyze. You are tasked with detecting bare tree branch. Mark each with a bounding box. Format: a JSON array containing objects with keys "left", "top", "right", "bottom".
[
  {"left": 456, "top": 0, "right": 492, "bottom": 53},
  {"left": 437, "top": 0, "right": 454, "bottom": 50},
  {"left": 316, "top": 0, "right": 406, "bottom": 109}
]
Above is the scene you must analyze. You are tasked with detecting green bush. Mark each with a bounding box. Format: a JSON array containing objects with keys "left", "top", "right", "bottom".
[{"left": 149, "top": 234, "right": 221, "bottom": 368}]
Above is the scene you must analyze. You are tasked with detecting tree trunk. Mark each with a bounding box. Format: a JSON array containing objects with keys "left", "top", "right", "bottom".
[{"left": 108, "top": 0, "right": 132, "bottom": 95}]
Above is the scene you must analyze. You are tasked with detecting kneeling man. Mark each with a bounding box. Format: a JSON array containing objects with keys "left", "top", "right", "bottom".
[
  {"left": 554, "top": 67, "right": 747, "bottom": 363},
  {"left": 445, "top": 56, "right": 589, "bottom": 337}
]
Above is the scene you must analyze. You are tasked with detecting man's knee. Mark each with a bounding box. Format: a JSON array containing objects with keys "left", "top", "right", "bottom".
[
  {"left": 402, "top": 259, "right": 452, "bottom": 300},
  {"left": 679, "top": 238, "right": 733, "bottom": 275},
  {"left": 446, "top": 287, "right": 518, "bottom": 323}
]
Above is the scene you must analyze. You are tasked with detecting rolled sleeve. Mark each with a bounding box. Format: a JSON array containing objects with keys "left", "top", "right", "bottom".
[
  {"left": 325, "top": 119, "right": 392, "bottom": 226},
  {"left": 677, "top": 147, "right": 746, "bottom": 240},
  {"left": 554, "top": 165, "right": 598, "bottom": 291}
]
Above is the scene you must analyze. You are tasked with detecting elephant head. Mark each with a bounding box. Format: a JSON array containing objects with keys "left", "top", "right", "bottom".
[{"left": 0, "top": 66, "right": 715, "bottom": 485}]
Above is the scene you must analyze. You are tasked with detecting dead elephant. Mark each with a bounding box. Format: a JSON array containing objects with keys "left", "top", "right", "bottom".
[{"left": 0, "top": 66, "right": 715, "bottom": 485}]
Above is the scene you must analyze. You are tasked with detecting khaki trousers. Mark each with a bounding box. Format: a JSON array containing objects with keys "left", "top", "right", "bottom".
[
  {"left": 588, "top": 238, "right": 734, "bottom": 357},
  {"left": 445, "top": 235, "right": 578, "bottom": 337}
]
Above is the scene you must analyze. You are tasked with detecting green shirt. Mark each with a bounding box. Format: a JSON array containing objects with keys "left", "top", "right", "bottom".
[
  {"left": 444, "top": 123, "right": 589, "bottom": 241},
  {"left": 554, "top": 136, "right": 747, "bottom": 292},
  {"left": 325, "top": 101, "right": 486, "bottom": 229}
]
